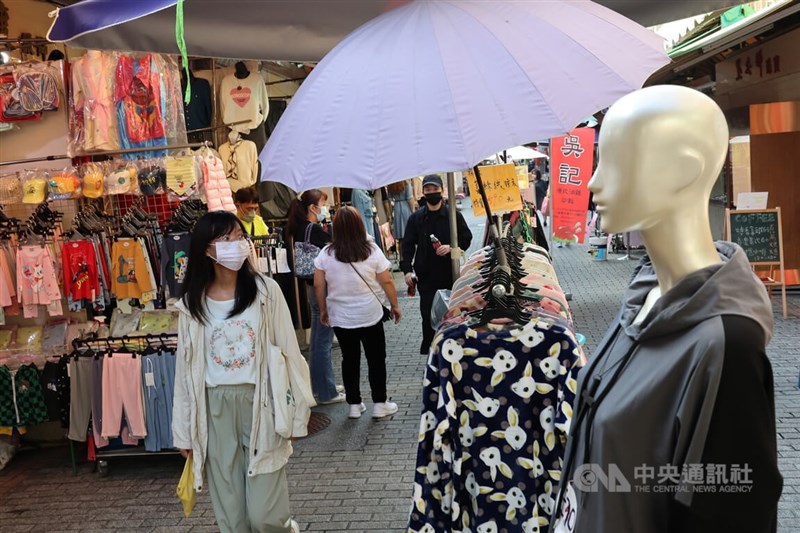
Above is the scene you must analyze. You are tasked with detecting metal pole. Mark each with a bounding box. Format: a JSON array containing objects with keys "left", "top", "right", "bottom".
[{"left": 447, "top": 171, "right": 460, "bottom": 281}]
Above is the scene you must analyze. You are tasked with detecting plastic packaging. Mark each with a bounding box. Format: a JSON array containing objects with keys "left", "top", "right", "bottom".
[
  {"left": 165, "top": 154, "right": 200, "bottom": 201},
  {"left": 106, "top": 163, "right": 138, "bottom": 195},
  {"left": 81, "top": 162, "right": 106, "bottom": 199},
  {"left": 21, "top": 170, "right": 48, "bottom": 204},
  {"left": 138, "top": 158, "right": 167, "bottom": 195},
  {"left": 47, "top": 166, "right": 82, "bottom": 200},
  {"left": 69, "top": 50, "right": 120, "bottom": 155},
  {"left": 0, "top": 173, "right": 23, "bottom": 204}
]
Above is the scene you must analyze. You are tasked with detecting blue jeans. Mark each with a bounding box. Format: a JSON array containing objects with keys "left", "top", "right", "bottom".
[{"left": 308, "top": 287, "right": 337, "bottom": 401}]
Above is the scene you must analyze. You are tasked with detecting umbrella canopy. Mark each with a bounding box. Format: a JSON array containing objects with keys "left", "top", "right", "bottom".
[
  {"left": 259, "top": 0, "right": 668, "bottom": 191},
  {"left": 47, "top": 0, "right": 743, "bottom": 61},
  {"left": 491, "top": 146, "right": 549, "bottom": 161}
]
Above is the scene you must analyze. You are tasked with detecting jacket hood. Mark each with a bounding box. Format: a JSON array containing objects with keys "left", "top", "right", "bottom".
[{"left": 620, "top": 241, "right": 773, "bottom": 343}]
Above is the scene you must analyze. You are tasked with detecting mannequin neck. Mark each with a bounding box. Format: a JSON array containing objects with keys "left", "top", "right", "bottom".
[{"left": 640, "top": 206, "right": 721, "bottom": 294}]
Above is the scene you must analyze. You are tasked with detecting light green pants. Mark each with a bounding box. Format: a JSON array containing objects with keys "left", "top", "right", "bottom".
[{"left": 206, "top": 385, "right": 291, "bottom": 533}]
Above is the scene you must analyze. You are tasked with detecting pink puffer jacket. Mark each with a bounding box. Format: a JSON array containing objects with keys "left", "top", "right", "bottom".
[{"left": 201, "top": 154, "right": 236, "bottom": 213}]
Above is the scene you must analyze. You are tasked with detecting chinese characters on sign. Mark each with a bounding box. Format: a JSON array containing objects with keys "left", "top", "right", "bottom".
[
  {"left": 466, "top": 164, "right": 522, "bottom": 217},
  {"left": 550, "top": 127, "right": 594, "bottom": 244}
]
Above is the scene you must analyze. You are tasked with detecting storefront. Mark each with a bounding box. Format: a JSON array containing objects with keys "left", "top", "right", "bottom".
[{"left": 650, "top": 1, "right": 800, "bottom": 280}]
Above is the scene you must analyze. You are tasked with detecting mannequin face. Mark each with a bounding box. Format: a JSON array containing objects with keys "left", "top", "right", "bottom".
[
  {"left": 588, "top": 86, "right": 729, "bottom": 234},
  {"left": 588, "top": 124, "right": 668, "bottom": 233}
]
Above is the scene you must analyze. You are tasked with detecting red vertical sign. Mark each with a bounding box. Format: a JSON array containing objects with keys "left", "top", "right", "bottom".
[{"left": 550, "top": 128, "right": 594, "bottom": 244}]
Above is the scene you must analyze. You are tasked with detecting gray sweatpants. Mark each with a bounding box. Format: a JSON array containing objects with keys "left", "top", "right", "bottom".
[{"left": 206, "top": 385, "right": 292, "bottom": 533}]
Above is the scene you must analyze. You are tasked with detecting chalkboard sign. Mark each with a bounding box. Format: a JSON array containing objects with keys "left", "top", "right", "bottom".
[
  {"left": 725, "top": 207, "right": 787, "bottom": 319},
  {"left": 727, "top": 209, "right": 781, "bottom": 263}
]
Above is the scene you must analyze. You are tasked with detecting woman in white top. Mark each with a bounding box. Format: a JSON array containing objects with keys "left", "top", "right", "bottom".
[
  {"left": 313, "top": 206, "right": 402, "bottom": 419},
  {"left": 173, "top": 211, "right": 313, "bottom": 533}
]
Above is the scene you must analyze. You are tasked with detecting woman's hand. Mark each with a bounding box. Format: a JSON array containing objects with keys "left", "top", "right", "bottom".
[
  {"left": 436, "top": 244, "right": 451, "bottom": 257},
  {"left": 391, "top": 305, "right": 402, "bottom": 324},
  {"left": 320, "top": 309, "right": 330, "bottom": 327},
  {"left": 179, "top": 449, "right": 192, "bottom": 459}
]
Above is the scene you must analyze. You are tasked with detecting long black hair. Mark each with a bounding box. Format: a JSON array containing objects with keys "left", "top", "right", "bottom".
[
  {"left": 285, "top": 189, "right": 326, "bottom": 240},
  {"left": 180, "top": 211, "right": 260, "bottom": 324}
]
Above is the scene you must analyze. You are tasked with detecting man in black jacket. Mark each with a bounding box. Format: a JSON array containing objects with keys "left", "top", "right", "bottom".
[{"left": 401, "top": 175, "right": 473, "bottom": 354}]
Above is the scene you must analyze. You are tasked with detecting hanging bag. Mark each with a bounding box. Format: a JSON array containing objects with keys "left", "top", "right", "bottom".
[
  {"left": 349, "top": 263, "right": 392, "bottom": 323},
  {"left": 176, "top": 455, "right": 196, "bottom": 517},
  {"left": 293, "top": 223, "right": 320, "bottom": 279}
]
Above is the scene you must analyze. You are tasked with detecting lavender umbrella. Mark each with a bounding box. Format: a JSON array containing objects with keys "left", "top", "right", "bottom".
[{"left": 259, "top": 0, "right": 668, "bottom": 191}]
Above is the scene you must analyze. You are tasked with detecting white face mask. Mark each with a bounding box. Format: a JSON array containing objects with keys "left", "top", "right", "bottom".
[
  {"left": 317, "top": 205, "right": 329, "bottom": 222},
  {"left": 209, "top": 239, "right": 250, "bottom": 271}
]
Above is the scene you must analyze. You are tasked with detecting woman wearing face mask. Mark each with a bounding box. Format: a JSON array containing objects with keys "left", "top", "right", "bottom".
[
  {"left": 285, "top": 190, "right": 345, "bottom": 405},
  {"left": 173, "top": 211, "right": 312, "bottom": 533},
  {"left": 234, "top": 186, "right": 269, "bottom": 237}
]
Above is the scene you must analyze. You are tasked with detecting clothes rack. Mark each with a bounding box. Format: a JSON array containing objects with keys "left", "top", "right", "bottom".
[{"left": 66, "top": 333, "right": 180, "bottom": 477}]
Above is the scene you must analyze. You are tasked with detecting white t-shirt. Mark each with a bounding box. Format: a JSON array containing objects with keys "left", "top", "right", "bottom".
[
  {"left": 219, "top": 71, "right": 269, "bottom": 132},
  {"left": 314, "top": 243, "right": 391, "bottom": 329},
  {"left": 204, "top": 297, "right": 259, "bottom": 386}
]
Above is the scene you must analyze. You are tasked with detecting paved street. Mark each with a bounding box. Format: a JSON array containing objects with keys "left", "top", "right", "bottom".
[{"left": 1, "top": 206, "right": 798, "bottom": 532}]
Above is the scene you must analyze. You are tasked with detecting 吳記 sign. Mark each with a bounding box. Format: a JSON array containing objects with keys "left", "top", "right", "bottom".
[{"left": 550, "top": 128, "right": 594, "bottom": 244}]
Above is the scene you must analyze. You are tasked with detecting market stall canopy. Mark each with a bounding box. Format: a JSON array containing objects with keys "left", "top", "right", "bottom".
[
  {"left": 259, "top": 0, "right": 668, "bottom": 191},
  {"left": 47, "top": 0, "right": 744, "bottom": 61}
]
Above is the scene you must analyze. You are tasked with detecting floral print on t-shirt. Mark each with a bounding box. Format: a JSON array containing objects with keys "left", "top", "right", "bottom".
[{"left": 209, "top": 319, "right": 256, "bottom": 371}]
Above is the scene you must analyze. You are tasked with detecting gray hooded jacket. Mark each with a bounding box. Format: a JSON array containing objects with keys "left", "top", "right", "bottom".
[{"left": 555, "top": 242, "right": 782, "bottom": 533}]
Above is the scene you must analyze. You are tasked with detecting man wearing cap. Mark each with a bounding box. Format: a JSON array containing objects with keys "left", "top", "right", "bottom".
[{"left": 401, "top": 174, "right": 473, "bottom": 354}]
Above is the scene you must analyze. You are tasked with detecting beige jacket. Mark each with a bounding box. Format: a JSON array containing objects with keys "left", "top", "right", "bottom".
[{"left": 172, "top": 275, "right": 315, "bottom": 492}]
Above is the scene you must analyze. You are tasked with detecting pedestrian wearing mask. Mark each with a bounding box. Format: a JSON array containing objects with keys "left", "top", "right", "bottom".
[
  {"left": 401, "top": 174, "right": 473, "bottom": 355},
  {"left": 285, "top": 190, "right": 345, "bottom": 405},
  {"left": 173, "top": 211, "right": 312, "bottom": 533},
  {"left": 234, "top": 186, "right": 269, "bottom": 237},
  {"left": 314, "top": 207, "right": 402, "bottom": 419}
]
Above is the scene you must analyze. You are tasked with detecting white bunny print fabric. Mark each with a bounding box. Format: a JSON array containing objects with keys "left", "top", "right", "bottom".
[{"left": 408, "top": 317, "right": 585, "bottom": 533}]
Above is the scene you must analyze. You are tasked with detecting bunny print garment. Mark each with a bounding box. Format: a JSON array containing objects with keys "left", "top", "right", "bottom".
[
  {"left": 16, "top": 245, "right": 63, "bottom": 319},
  {"left": 408, "top": 317, "right": 585, "bottom": 533},
  {"left": 203, "top": 298, "right": 259, "bottom": 386}
]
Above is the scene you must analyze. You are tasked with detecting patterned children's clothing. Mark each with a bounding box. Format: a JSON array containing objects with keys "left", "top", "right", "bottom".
[
  {"left": 0, "top": 364, "right": 49, "bottom": 427},
  {"left": 110, "top": 238, "right": 155, "bottom": 300},
  {"left": 16, "top": 245, "right": 63, "bottom": 319},
  {"left": 160, "top": 232, "right": 190, "bottom": 299},
  {"left": 61, "top": 240, "right": 100, "bottom": 302}
]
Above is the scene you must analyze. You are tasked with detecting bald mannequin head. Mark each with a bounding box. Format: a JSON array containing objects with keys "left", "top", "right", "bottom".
[{"left": 589, "top": 86, "right": 729, "bottom": 233}]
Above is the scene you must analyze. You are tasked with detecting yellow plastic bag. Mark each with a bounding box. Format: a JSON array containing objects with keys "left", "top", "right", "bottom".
[{"left": 176, "top": 455, "right": 196, "bottom": 517}]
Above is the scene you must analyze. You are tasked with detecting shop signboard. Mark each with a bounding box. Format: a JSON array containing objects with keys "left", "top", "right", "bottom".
[
  {"left": 716, "top": 30, "right": 800, "bottom": 95},
  {"left": 726, "top": 207, "right": 787, "bottom": 318},
  {"left": 466, "top": 163, "right": 522, "bottom": 217},
  {"left": 549, "top": 127, "right": 594, "bottom": 244}
]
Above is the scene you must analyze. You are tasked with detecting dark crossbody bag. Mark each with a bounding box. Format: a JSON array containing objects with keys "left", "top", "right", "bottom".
[{"left": 349, "top": 263, "right": 392, "bottom": 323}]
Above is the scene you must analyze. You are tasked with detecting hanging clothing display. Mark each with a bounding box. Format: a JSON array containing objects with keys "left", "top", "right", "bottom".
[
  {"left": 182, "top": 71, "right": 212, "bottom": 132},
  {"left": 219, "top": 138, "right": 259, "bottom": 192},
  {"left": 110, "top": 238, "right": 156, "bottom": 300},
  {"left": 61, "top": 240, "right": 100, "bottom": 303},
  {"left": 389, "top": 181, "right": 414, "bottom": 240},
  {"left": 219, "top": 70, "right": 269, "bottom": 132},
  {"left": 408, "top": 234, "right": 585, "bottom": 533},
  {"left": 16, "top": 245, "right": 63, "bottom": 319},
  {"left": 68, "top": 50, "right": 187, "bottom": 157},
  {"left": 71, "top": 51, "right": 120, "bottom": 151},
  {"left": 160, "top": 232, "right": 191, "bottom": 299}
]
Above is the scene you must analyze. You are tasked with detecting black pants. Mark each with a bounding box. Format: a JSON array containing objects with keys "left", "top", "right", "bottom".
[
  {"left": 333, "top": 321, "right": 387, "bottom": 404},
  {"left": 418, "top": 279, "right": 454, "bottom": 354}
]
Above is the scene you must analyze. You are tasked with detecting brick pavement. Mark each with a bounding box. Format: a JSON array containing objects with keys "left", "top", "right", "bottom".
[{"left": 1, "top": 232, "right": 798, "bottom": 532}]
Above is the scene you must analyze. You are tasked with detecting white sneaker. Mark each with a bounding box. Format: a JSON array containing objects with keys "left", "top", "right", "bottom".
[
  {"left": 290, "top": 519, "right": 300, "bottom": 533},
  {"left": 336, "top": 384, "right": 345, "bottom": 393},
  {"left": 348, "top": 403, "right": 367, "bottom": 419},
  {"left": 319, "top": 392, "right": 346, "bottom": 405},
  {"left": 373, "top": 401, "right": 399, "bottom": 419}
]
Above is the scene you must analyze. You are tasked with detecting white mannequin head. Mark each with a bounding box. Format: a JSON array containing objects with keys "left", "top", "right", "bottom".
[{"left": 588, "top": 85, "right": 729, "bottom": 233}]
